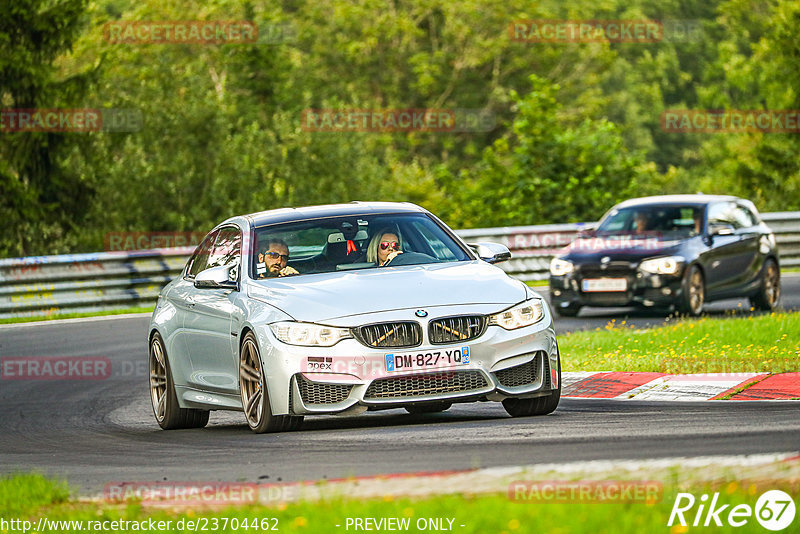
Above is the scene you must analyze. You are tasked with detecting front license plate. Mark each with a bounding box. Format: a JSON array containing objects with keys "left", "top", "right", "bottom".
[
  {"left": 582, "top": 278, "right": 627, "bottom": 292},
  {"left": 385, "top": 346, "right": 470, "bottom": 373}
]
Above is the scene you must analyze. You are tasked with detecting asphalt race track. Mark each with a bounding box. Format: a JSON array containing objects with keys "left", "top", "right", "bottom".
[{"left": 0, "top": 275, "right": 798, "bottom": 494}]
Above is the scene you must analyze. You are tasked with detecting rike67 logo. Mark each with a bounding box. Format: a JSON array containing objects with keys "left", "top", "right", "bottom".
[{"left": 668, "top": 490, "right": 795, "bottom": 531}]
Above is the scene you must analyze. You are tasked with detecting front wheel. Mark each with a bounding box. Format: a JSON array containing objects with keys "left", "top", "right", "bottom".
[
  {"left": 678, "top": 265, "right": 705, "bottom": 316},
  {"left": 750, "top": 258, "right": 780, "bottom": 311},
  {"left": 149, "top": 332, "right": 209, "bottom": 430},
  {"left": 239, "top": 332, "right": 303, "bottom": 433},
  {"left": 502, "top": 353, "right": 561, "bottom": 417}
]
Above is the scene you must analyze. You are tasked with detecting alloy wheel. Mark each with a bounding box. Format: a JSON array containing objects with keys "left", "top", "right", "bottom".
[
  {"left": 239, "top": 337, "right": 264, "bottom": 428},
  {"left": 688, "top": 269, "right": 704, "bottom": 315},
  {"left": 764, "top": 262, "right": 780, "bottom": 307},
  {"left": 149, "top": 337, "right": 168, "bottom": 423}
]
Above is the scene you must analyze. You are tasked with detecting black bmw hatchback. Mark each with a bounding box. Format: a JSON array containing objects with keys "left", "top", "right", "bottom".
[{"left": 549, "top": 195, "right": 780, "bottom": 317}]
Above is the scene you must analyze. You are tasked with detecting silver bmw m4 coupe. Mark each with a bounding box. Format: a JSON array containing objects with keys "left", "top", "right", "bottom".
[{"left": 148, "top": 202, "right": 561, "bottom": 433}]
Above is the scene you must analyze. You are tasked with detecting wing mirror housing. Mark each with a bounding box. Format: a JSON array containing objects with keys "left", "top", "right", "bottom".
[
  {"left": 194, "top": 264, "right": 238, "bottom": 289},
  {"left": 709, "top": 223, "right": 735, "bottom": 237},
  {"left": 468, "top": 242, "right": 512, "bottom": 264},
  {"left": 577, "top": 223, "right": 597, "bottom": 238}
]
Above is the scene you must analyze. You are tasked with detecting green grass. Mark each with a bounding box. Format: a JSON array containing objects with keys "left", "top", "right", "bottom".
[
  {"left": 1, "top": 474, "right": 797, "bottom": 534},
  {"left": 560, "top": 311, "right": 800, "bottom": 373},
  {"left": 0, "top": 474, "right": 69, "bottom": 517},
  {"left": 524, "top": 280, "right": 549, "bottom": 288},
  {"left": 0, "top": 306, "right": 154, "bottom": 325}
]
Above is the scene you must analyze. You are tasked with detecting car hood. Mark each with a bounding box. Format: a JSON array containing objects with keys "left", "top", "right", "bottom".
[
  {"left": 247, "top": 261, "right": 526, "bottom": 323},
  {"left": 558, "top": 234, "right": 684, "bottom": 262}
]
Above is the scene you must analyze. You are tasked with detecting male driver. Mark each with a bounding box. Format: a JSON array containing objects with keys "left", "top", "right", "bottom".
[{"left": 258, "top": 238, "right": 299, "bottom": 278}]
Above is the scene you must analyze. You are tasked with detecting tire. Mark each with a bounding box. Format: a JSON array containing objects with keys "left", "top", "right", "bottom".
[
  {"left": 502, "top": 352, "right": 561, "bottom": 417},
  {"left": 405, "top": 402, "right": 452, "bottom": 414},
  {"left": 239, "top": 332, "right": 303, "bottom": 433},
  {"left": 750, "top": 258, "right": 780, "bottom": 311},
  {"left": 678, "top": 264, "right": 705, "bottom": 317},
  {"left": 554, "top": 302, "right": 581, "bottom": 317},
  {"left": 149, "top": 332, "right": 209, "bottom": 430}
]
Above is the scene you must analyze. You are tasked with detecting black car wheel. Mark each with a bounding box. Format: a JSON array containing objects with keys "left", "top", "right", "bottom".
[
  {"left": 149, "top": 332, "right": 209, "bottom": 430},
  {"left": 678, "top": 265, "right": 705, "bottom": 316},
  {"left": 750, "top": 258, "right": 780, "bottom": 311},
  {"left": 239, "top": 332, "right": 303, "bottom": 433}
]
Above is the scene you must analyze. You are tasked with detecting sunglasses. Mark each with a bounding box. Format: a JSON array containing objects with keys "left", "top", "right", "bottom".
[
  {"left": 263, "top": 251, "right": 289, "bottom": 261},
  {"left": 380, "top": 241, "right": 401, "bottom": 251}
]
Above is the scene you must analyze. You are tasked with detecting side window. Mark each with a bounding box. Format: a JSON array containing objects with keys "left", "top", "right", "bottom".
[
  {"left": 732, "top": 204, "right": 757, "bottom": 228},
  {"left": 186, "top": 230, "right": 218, "bottom": 278},
  {"left": 207, "top": 226, "right": 242, "bottom": 270},
  {"left": 707, "top": 202, "right": 740, "bottom": 229}
]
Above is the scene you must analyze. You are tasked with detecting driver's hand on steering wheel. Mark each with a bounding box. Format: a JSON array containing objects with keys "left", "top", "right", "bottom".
[{"left": 385, "top": 250, "right": 403, "bottom": 264}]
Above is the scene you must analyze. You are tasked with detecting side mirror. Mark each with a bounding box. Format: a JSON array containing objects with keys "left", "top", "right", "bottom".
[
  {"left": 709, "top": 223, "right": 735, "bottom": 237},
  {"left": 468, "top": 242, "right": 512, "bottom": 264},
  {"left": 577, "top": 223, "right": 597, "bottom": 238},
  {"left": 194, "top": 264, "right": 238, "bottom": 289}
]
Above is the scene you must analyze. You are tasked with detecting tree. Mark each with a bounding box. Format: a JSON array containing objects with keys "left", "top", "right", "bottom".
[
  {"left": 458, "top": 75, "right": 655, "bottom": 227},
  {"left": 0, "top": 0, "right": 93, "bottom": 256}
]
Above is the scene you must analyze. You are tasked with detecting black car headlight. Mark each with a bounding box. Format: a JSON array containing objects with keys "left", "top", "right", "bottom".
[
  {"left": 639, "top": 256, "right": 684, "bottom": 275},
  {"left": 488, "top": 299, "right": 545, "bottom": 330}
]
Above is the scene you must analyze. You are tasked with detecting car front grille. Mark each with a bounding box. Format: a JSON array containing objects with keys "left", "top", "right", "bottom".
[
  {"left": 578, "top": 262, "right": 637, "bottom": 277},
  {"left": 296, "top": 375, "right": 353, "bottom": 405},
  {"left": 428, "top": 315, "right": 487, "bottom": 344},
  {"left": 364, "top": 370, "right": 488, "bottom": 400},
  {"left": 494, "top": 353, "right": 541, "bottom": 388},
  {"left": 355, "top": 321, "right": 421, "bottom": 348}
]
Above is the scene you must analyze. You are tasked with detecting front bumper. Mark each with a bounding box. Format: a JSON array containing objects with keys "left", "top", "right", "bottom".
[
  {"left": 550, "top": 264, "right": 685, "bottom": 309},
  {"left": 254, "top": 306, "right": 559, "bottom": 415}
]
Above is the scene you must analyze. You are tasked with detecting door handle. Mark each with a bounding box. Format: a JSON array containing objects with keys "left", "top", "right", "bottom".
[{"left": 186, "top": 297, "right": 196, "bottom": 307}]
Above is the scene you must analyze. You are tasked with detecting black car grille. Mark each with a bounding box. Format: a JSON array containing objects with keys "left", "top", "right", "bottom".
[
  {"left": 494, "top": 353, "right": 541, "bottom": 388},
  {"left": 428, "top": 315, "right": 487, "bottom": 344},
  {"left": 364, "top": 370, "right": 488, "bottom": 400},
  {"left": 578, "top": 262, "right": 636, "bottom": 278},
  {"left": 296, "top": 375, "right": 353, "bottom": 405},
  {"left": 355, "top": 321, "right": 421, "bottom": 348}
]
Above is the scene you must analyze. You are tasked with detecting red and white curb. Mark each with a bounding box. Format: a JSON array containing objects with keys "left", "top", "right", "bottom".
[{"left": 562, "top": 372, "right": 800, "bottom": 400}]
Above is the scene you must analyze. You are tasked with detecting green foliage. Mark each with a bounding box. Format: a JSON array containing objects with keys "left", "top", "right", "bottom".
[
  {"left": 0, "top": 0, "right": 93, "bottom": 257},
  {"left": 457, "top": 76, "right": 652, "bottom": 227},
  {"left": 1, "top": 0, "right": 797, "bottom": 257}
]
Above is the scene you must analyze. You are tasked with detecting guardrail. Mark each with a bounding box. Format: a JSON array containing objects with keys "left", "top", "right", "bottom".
[{"left": 1, "top": 212, "right": 798, "bottom": 318}]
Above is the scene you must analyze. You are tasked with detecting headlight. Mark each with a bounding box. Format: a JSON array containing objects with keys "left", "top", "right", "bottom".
[
  {"left": 270, "top": 321, "right": 352, "bottom": 347},
  {"left": 489, "top": 299, "right": 545, "bottom": 330},
  {"left": 550, "top": 258, "right": 574, "bottom": 276},
  {"left": 639, "top": 256, "right": 684, "bottom": 275}
]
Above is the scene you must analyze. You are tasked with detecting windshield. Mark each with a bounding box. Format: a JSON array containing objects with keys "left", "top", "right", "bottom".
[
  {"left": 596, "top": 205, "right": 704, "bottom": 237},
  {"left": 250, "top": 213, "right": 471, "bottom": 279}
]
